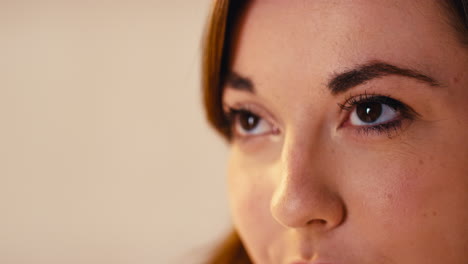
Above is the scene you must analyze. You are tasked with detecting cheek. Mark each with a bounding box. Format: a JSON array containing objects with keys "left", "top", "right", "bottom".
[
  {"left": 226, "top": 152, "right": 284, "bottom": 262},
  {"left": 344, "top": 138, "right": 468, "bottom": 261},
  {"left": 348, "top": 157, "right": 429, "bottom": 223}
]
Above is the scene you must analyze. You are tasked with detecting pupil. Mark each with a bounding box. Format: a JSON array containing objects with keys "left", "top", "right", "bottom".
[
  {"left": 240, "top": 111, "right": 259, "bottom": 131},
  {"left": 356, "top": 102, "right": 382, "bottom": 123}
]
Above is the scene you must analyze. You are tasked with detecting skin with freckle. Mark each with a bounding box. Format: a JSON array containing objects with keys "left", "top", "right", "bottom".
[{"left": 220, "top": 0, "right": 468, "bottom": 263}]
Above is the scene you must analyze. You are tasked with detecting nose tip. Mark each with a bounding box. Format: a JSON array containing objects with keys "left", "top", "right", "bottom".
[
  {"left": 269, "top": 128, "right": 346, "bottom": 232},
  {"left": 270, "top": 171, "right": 346, "bottom": 231}
]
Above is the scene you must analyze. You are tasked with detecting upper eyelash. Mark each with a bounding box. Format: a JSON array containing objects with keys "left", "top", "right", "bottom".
[
  {"left": 338, "top": 91, "right": 390, "bottom": 111},
  {"left": 223, "top": 102, "right": 270, "bottom": 125},
  {"left": 224, "top": 102, "right": 256, "bottom": 115},
  {"left": 225, "top": 107, "right": 238, "bottom": 119},
  {"left": 225, "top": 107, "right": 252, "bottom": 122},
  {"left": 337, "top": 92, "right": 418, "bottom": 119}
]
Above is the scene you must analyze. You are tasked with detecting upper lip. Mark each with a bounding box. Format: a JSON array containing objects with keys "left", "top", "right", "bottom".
[{"left": 288, "top": 237, "right": 343, "bottom": 264}]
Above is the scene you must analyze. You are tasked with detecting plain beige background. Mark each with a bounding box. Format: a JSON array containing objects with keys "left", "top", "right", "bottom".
[{"left": 0, "top": 1, "right": 231, "bottom": 263}]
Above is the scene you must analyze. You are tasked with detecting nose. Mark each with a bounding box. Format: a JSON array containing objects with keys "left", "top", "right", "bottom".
[{"left": 270, "top": 136, "right": 346, "bottom": 231}]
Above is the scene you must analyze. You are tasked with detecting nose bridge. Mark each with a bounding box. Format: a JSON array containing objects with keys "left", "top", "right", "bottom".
[{"left": 270, "top": 130, "right": 345, "bottom": 230}]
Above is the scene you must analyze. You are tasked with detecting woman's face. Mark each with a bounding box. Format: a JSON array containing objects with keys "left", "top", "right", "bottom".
[{"left": 222, "top": 0, "right": 468, "bottom": 263}]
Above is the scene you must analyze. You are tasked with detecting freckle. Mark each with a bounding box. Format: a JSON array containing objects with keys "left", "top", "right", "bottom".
[
  {"left": 418, "top": 159, "right": 424, "bottom": 165},
  {"left": 432, "top": 211, "right": 437, "bottom": 216},
  {"left": 386, "top": 193, "right": 393, "bottom": 199},
  {"left": 453, "top": 77, "right": 459, "bottom": 83},
  {"left": 423, "top": 213, "right": 427, "bottom": 217}
]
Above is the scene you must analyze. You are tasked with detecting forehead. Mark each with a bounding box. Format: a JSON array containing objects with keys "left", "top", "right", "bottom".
[{"left": 229, "top": 0, "right": 457, "bottom": 94}]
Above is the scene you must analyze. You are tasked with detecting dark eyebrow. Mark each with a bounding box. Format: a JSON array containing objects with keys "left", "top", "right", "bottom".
[
  {"left": 328, "top": 61, "right": 441, "bottom": 95},
  {"left": 225, "top": 71, "right": 255, "bottom": 93}
]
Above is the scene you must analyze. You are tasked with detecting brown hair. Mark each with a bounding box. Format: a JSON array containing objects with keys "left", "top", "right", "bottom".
[
  {"left": 202, "top": 0, "right": 249, "bottom": 141},
  {"left": 200, "top": 0, "right": 468, "bottom": 263}
]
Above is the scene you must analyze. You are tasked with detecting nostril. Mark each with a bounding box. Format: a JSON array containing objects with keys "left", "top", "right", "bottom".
[{"left": 306, "top": 219, "right": 327, "bottom": 226}]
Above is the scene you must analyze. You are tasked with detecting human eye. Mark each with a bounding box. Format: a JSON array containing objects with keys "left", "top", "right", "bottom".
[
  {"left": 338, "top": 92, "right": 420, "bottom": 137},
  {"left": 224, "top": 104, "right": 279, "bottom": 140}
]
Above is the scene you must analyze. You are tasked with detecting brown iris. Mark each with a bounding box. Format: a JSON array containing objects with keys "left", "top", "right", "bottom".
[
  {"left": 356, "top": 102, "right": 382, "bottom": 123},
  {"left": 238, "top": 110, "right": 259, "bottom": 131}
]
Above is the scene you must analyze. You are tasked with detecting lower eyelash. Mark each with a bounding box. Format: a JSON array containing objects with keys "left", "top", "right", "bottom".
[{"left": 356, "top": 119, "right": 403, "bottom": 138}]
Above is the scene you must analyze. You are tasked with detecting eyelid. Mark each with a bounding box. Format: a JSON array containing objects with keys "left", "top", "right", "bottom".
[
  {"left": 223, "top": 102, "right": 278, "bottom": 124},
  {"left": 338, "top": 92, "right": 392, "bottom": 111}
]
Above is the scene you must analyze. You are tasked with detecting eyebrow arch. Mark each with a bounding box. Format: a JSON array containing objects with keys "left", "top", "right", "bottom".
[
  {"left": 328, "top": 61, "right": 441, "bottom": 95},
  {"left": 225, "top": 71, "right": 255, "bottom": 93}
]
